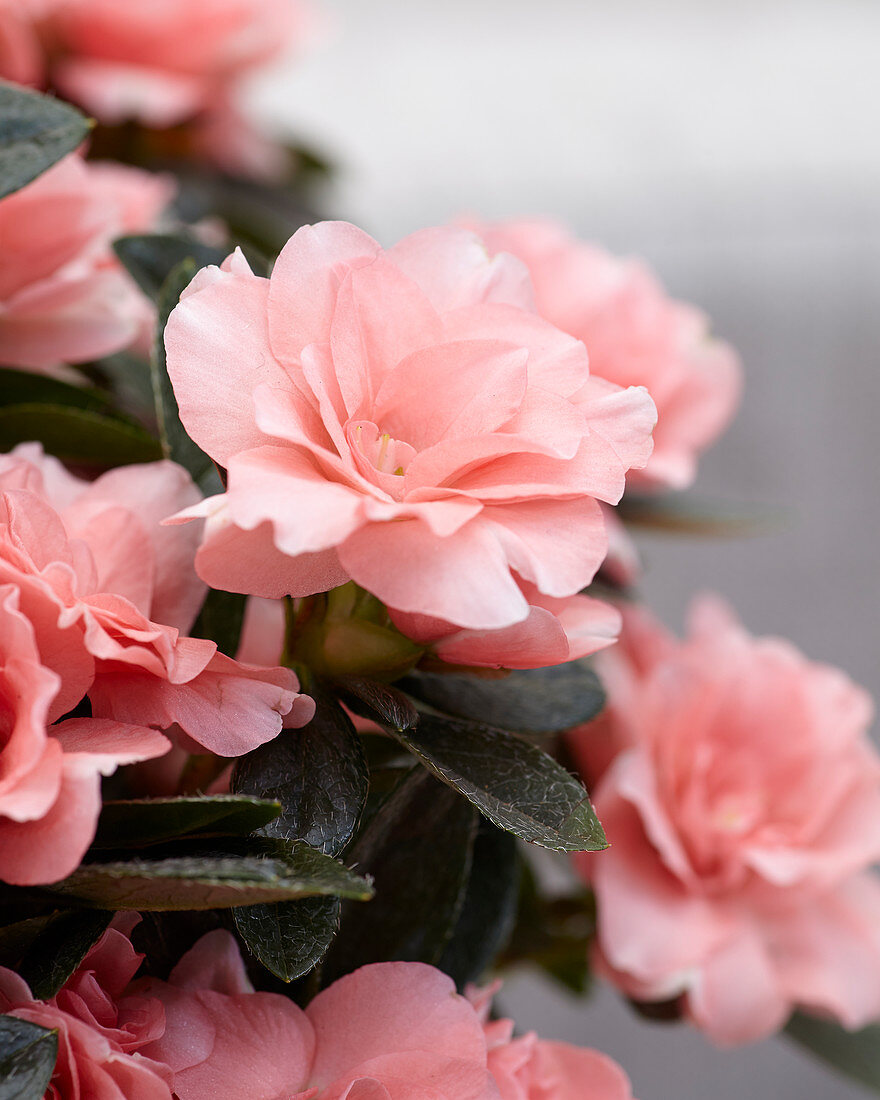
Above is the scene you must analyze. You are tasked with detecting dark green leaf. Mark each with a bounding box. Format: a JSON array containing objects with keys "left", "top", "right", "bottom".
[
  {"left": 192, "top": 589, "right": 247, "bottom": 656},
  {"left": 616, "top": 493, "right": 785, "bottom": 536},
  {"left": 786, "top": 1014, "right": 880, "bottom": 1093},
  {"left": 91, "top": 796, "right": 282, "bottom": 850},
  {"left": 232, "top": 691, "right": 368, "bottom": 857},
  {"left": 402, "top": 661, "right": 606, "bottom": 736},
  {"left": 390, "top": 714, "right": 606, "bottom": 852},
  {"left": 0, "top": 368, "right": 114, "bottom": 413},
  {"left": 0, "top": 404, "right": 161, "bottom": 466},
  {"left": 45, "top": 840, "right": 372, "bottom": 910},
  {"left": 113, "top": 234, "right": 228, "bottom": 301},
  {"left": 17, "top": 911, "right": 111, "bottom": 1001},
  {"left": 0, "top": 1015, "right": 57, "bottom": 1100},
  {"left": 152, "top": 259, "right": 222, "bottom": 493},
  {"left": 334, "top": 677, "right": 419, "bottom": 732},
  {"left": 234, "top": 897, "right": 340, "bottom": 984},
  {"left": 0, "top": 916, "right": 55, "bottom": 971},
  {"left": 0, "top": 83, "right": 91, "bottom": 199},
  {"left": 323, "top": 768, "right": 477, "bottom": 983},
  {"left": 437, "top": 819, "right": 519, "bottom": 988}
]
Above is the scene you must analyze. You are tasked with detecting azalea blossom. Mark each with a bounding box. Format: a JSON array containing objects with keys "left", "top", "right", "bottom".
[
  {"left": 1, "top": 920, "right": 636, "bottom": 1100},
  {"left": 46, "top": 0, "right": 313, "bottom": 128},
  {"left": 165, "top": 221, "right": 656, "bottom": 636},
  {"left": 463, "top": 217, "right": 741, "bottom": 491},
  {"left": 574, "top": 597, "right": 880, "bottom": 1043},
  {"left": 0, "top": 153, "right": 172, "bottom": 374},
  {"left": 0, "top": 444, "right": 310, "bottom": 885}
]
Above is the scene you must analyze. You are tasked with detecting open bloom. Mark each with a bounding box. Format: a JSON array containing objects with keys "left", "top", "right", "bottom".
[
  {"left": 463, "top": 218, "right": 741, "bottom": 491},
  {"left": 0, "top": 153, "right": 172, "bottom": 374},
  {"left": 0, "top": 444, "right": 309, "bottom": 885},
  {"left": 3, "top": 920, "right": 635, "bottom": 1100},
  {"left": 165, "top": 222, "right": 656, "bottom": 634},
  {"left": 574, "top": 597, "right": 880, "bottom": 1044},
  {"left": 46, "top": 0, "right": 312, "bottom": 129}
]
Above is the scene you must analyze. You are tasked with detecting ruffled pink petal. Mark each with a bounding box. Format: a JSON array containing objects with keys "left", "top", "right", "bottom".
[
  {"left": 338, "top": 518, "right": 529, "bottom": 631},
  {"left": 305, "top": 962, "right": 495, "bottom": 1100},
  {"left": 388, "top": 226, "right": 533, "bottom": 313},
  {"left": 268, "top": 222, "right": 382, "bottom": 368},
  {"left": 88, "top": 653, "right": 308, "bottom": 756},
  {"left": 54, "top": 58, "right": 209, "bottom": 126},
  {"left": 164, "top": 250, "right": 288, "bottom": 465}
]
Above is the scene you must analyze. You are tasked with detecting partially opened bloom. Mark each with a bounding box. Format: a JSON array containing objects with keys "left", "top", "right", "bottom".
[
  {"left": 575, "top": 597, "right": 880, "bottom": 1043},
  {"left": 463, "top": 218, "right": 741, "bottom": 491},
  {"left": 46, "top": 0, "right": 312, "bottom": 129},
  {"left": 165, "top": 222, "right": 656, "bottom": 635},
  {"left": 0, "top": 444, "right": 309, "bottom": 884},
  {"left": 0, "top": 153, "right": 172, "bottom": 374}
]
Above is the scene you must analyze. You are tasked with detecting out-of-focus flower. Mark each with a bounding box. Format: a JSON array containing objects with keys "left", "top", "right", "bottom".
[
  {"left": 0, "top": 917, "right": 173, "bottom": 1099},
  {"left": 46, "top": 0, "right": 312, "bottom": 129},
  {"left": 574, "top": 596, "right": 880, "bottom": 1044},
  {"left": 0, "top": 444, "right": 310, "bottom": 885},
  {"left": 165, "top": 222, "right": 656, "bottom": 636},
  {"left": 463, "top": 218, "right": 741, "bottom": 491},
  {"left": 0, "top": 153, "right": 172, "bottom": 374},
  {"left": 470, "top": 984, "right": 635, "bottom": 1100},
  {"left": 0, "top": 0, "right": 52, "bottom": 85}
]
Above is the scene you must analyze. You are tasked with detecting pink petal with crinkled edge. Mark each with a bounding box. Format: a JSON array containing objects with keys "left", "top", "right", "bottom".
[
  {"left": 338, "top": 517, "right": 528, "bottom": 631},
  {"left": 389, "top": 226, "right": 533, "bottom": 313},
  {"left": 164, "top": 250, "right": 288, "bottom": 465},
  {"left": 304, "top": 962, "right": 497, "bottom": 1100},
  {"left": 268, "top": 222, "right": 381, "bottom": 369},
  {"left": 88, "top": 653, "right": 308, "bottom": 756}
]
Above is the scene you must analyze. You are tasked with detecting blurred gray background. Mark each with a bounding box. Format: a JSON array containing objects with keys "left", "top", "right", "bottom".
[{"left": 249, "top": 2, "right": 880, "bottom": 1095}]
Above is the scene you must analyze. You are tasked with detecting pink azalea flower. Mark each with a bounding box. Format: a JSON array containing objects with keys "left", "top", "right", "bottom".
[
  {"left": 462, "top": 218, "right": 741, "bottom": 491},
  {"left": 0, "top": 918, "right": 173, "bottom": 1099},
  {"left": 47, "top": 0, "right": 313, "bottom": 129},
  {"left": 0, "top": 0, "right": 51, "bottom": 85},
  {"left": 0, "top": 153, "right": 172, "bottom": 374},
  {"left": 165, "top": 222, "right": 656, "bottom": 634},
  {"left": 574, "top": 596, "right": 880, "bottom": 1044},
  {"left": 3, "top": 922, "right": 635, "bottom": 1100},
  {"left": 0, "top": 444, "right": 310, "bottom": 885}
]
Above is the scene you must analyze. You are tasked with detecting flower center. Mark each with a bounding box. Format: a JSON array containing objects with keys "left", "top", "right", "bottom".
[{"left": 347, "top": 420, "right": 416, "bottom": 497}]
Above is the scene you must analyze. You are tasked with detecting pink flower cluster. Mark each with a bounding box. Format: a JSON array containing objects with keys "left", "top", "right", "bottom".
[
  {"left": 165, "top": 222, "right": 656, "bottom": 666},
  {"left": 0, "top": 920, "right": 636, "bottom": 1100},
  {"left": 0, "top": 153, "right": 171, "bottom": 374},
  {"left": 464, "top": 218, "right": 742, "bottom": 492},
  {"left": 570, "top": 598, "right": 880, "bottom": 1044},
  {"left": 0, "top": 444, "right": 311, "bottom": 886}
]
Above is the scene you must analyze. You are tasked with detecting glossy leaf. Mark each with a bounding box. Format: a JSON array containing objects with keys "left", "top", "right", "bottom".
[
  {"left": 0, "top": 367, "right": 114, "bottom": 414},
  {"left": 113, "top": 234, "right": 227, "bottom": 301},
  {"left": 0, "top": 83, "right": 91, "bottom": 199},
  {"left": 390, "top": 714, "right": 606, "bottom": 852},
  {"left": 334, "top": 677, "right": 420, "bottom": 732},
  {"left": 152, "top": 260, "right": 222, "bottom": 493},
  {"left": 402, "top": 661, "right": 606, "bottom": 736},
  {"left": 234, "top": 897, "right": 340, "bottom": 984},
  {"left": 0, "top": 1016, "right": 57, "bottom": 1100},
  {"left": 232, "top": 692, "right": 368, "bottom": 857},
  {"left": 617, "top": 493, "right": 783, "bottom": 536},
  {"left": 786, "top": 1014, "right": 880, "bottom": 1094},
  {"left": 0, "top": 404, "right": 161, "bottom": 466},
  {"left": 91, "top": 796, "right": 282, "bottom": 850},
  {"left": 46, "top": 840, "right": 372, "bottom": 911},
  {"left": 436, "top": 818, "right": 519, "bottom": 988},
  {"left": 192, "top": 588, "right": 248, "bottom": 656},
  {"left": 17, "top": 911, "right": 111, "bottom": 1001},
  {"left": 323, "top": 768, "right": 477, "bottom": 982},
  {"left": 232, "top": 693, "right": 369, "bottom": 982}
]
